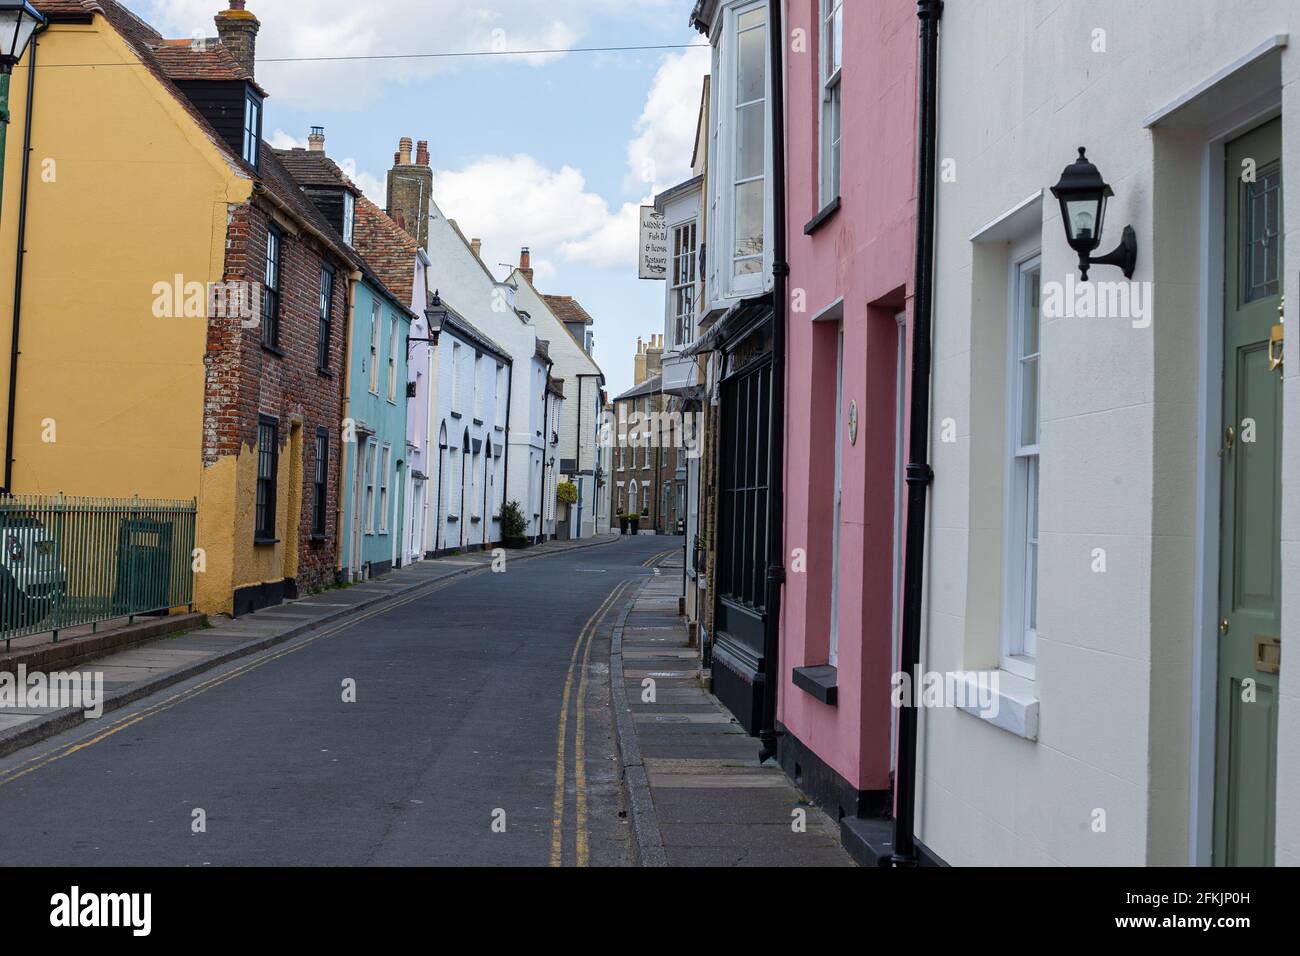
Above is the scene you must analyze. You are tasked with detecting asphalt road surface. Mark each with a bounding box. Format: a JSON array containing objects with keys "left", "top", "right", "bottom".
[{"left": 0, "top": 535, "right": 681, "bottom": 866}]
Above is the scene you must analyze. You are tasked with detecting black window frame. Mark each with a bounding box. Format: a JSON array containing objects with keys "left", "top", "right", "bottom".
[
  {"left": 312, "top": 427, "right": 329, "bottom": 538},
  {"left": 255, "top": 415, "right": 279, "bottom": 543},
  {"left": 317, "top": 264, "right": 335, "bottom": 372},
  {"left": 262, "top": 224, "right": 282, "bottom": 350},
  {"left": 242, "top": 90, "right": 262, "bottom": 169}
]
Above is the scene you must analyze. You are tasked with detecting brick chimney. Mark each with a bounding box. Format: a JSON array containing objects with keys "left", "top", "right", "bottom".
[
  {"left": 308, "top": 126, "right": 325, "bottom": 152},
  {"left": 416, "top": 140, "right": 430, "bottom": 166},
  {"left": 470, "top": 238, "right": 482, "bottom": 260},
  {"left": 386, "top": 136, "right": 433, "bottom": 250},
  {"left": 519, "top": 247, "right": 534, "bottom": 285},
  {"left": 215, "top": 1, "right": 260, "bottom": 78}
]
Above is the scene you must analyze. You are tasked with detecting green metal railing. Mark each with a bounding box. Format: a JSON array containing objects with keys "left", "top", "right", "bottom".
[{"left": 1, "top": 495, "right": 196, "bottom": 651}]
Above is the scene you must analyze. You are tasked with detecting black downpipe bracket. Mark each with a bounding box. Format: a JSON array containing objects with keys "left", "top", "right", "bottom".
[
  {"left": 892, "top": 0, "right": 944, "bottom": 867},
  {"left": 757, "top": 0, "right": 788, "bottom": 766},
  {"left": 3, "top": 30, "right": 42, "bottom": 495}
]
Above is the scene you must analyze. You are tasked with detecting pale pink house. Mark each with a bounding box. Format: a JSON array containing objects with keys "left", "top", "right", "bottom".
[{"left": 777, "top": 0, "right": 919, "bottom": 850}]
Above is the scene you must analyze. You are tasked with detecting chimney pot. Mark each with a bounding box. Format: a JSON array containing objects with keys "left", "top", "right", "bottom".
[
  {"left": 308, "top": 126, "right": 325, "bottom": 152},
  {"left": 398, "top": 137, "right": 413, "bottom": 165},
  {"left": 470, "top": 238, "right": 482, "bottom": 259},
  {"left": 519, "top": 247, "right": 534, "bottom": 284},
  {"left": 416, "top": 140, "right": 430, "bottom": 166}
]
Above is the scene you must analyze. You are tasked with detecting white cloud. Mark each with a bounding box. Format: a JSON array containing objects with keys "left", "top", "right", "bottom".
[
  {"left": 336, "top": 159, "right": 385, "bottom": 204},
  {"left": 425, "top": 43, "right": 707, "bottom": 280},
  {"left": 131, "top": 0, "right": 676, "bottom": 110},
  {"left": 432, "top": 154, "right": 627, "bottom": 278},
  {"left": 625, "top": 46, "right": 710, "bottom": 195},
  {"left": 267, "top": 127, "right": 306, "bottom": 150}
]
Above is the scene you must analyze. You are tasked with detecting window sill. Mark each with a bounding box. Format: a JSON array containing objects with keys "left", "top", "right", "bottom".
[
  {"left": 316, "top": 368, "right": 334, "bottom": 379},
  {"left": 803, "top": 196, "right": 841, "bottom": 236},
  {"left": 253, "top": 536, "right": 279, "bottom": 547},
  {"left": 310, "top": 533, "right": 326, "bottom": 543},
  {"left": 955, "top": 669, "right": 1039, "bottom": 741},
  {"left": 261, "top": 343, "right": 285, "bottom": 359},
  {"left": 791, "top": 664, "right": 837, "bottom": 705}
]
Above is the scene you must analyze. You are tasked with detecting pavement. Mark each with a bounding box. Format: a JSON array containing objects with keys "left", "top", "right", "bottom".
[{"left": 611, "top": 551, "right": 854, "bottom": 867}]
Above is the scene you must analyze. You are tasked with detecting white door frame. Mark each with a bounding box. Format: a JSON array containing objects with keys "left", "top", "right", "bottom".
[
  {"left": 829, "top": 325, "right": 845, "bottom": 666},
  {"left": 1188, "top": 97, "right": 1283, "bottom": 867}
]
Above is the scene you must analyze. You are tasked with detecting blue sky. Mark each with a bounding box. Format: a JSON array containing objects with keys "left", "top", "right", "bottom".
[{"left": 125, "top": 0, "right": 709, "bottom": 395}]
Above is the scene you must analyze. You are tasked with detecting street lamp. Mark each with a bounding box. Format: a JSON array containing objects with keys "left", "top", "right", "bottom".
[
  {"left": 1050, "top": 147, "right": 1137, "bottom": 281},
  {"left": 407, "top": 289, "right": 448, "bottom": 354},
  {"left": 0, "top": 1, "right": 43, "bottom": 74}
]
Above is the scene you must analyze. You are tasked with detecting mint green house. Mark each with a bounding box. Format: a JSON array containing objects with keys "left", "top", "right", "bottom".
[{"left": 339, "top": 274, "right": 413, "bottom": 580}]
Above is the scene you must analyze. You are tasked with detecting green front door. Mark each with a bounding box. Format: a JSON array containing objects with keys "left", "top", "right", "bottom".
[{"left": 1214, "top": 118, "right": 1284, "bottom": 867}]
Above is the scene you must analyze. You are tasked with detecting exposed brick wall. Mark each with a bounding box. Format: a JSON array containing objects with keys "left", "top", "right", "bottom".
[{"left": 203, "top": 198, "right": 349, "bottom": 595}]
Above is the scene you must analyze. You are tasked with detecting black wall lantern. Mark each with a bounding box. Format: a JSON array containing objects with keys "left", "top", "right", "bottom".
[
  {"left": 407, "top": 289, "right": 448, "bottom": 354},
  {"left": 1050, "top": 147, "right": 1137, "bottom": 281}
]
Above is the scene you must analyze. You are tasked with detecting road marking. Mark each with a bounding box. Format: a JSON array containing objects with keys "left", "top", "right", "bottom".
[
  {"left": 574, "top": 579, "right": 629, "bottom": 867},
  {"left": 548, "top": 579, "right": 628, "bottom": 868},
  {"left": 642, "top": 547, "right": 679, "bottom": 568}
]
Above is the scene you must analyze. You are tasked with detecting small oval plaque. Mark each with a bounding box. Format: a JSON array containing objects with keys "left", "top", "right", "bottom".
[{"left": 848, "top": 400, "right": 859, "bottom": 445}]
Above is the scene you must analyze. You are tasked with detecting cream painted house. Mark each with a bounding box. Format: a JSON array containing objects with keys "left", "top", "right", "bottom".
[{"left": 918, "top": 0, "right": 1300, "bottom": 866}]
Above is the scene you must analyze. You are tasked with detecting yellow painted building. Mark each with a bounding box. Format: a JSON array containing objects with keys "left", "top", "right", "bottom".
[{"left": 2, "top": 2, "right": 356, "bottom": 616}]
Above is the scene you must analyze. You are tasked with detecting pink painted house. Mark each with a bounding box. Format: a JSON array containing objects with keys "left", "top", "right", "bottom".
[{"left": 777, "top": 0, "right": 919, "bottom": 847}]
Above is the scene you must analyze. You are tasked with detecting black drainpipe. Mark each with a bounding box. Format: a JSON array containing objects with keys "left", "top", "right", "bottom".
[
  {"left": 502, "top": 360, "right": 514, "bottom": 541},
  {"left": 892, "top": 0, "right": 944, "bottom": 867},
  {"left": 3, "top": 29, "right": 43, "bottom": 495},
  {"left": 757, "top": 0, "right": 788, "bottom": 766}
]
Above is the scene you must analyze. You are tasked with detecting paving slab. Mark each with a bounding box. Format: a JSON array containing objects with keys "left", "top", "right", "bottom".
[{"left": 610, "top": 569, "right": 854, "bottom": 868}]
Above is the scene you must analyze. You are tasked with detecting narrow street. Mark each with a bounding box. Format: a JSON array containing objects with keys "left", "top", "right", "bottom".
[{"left": 0, "top": 537, "right": 677, "bottom": 866}]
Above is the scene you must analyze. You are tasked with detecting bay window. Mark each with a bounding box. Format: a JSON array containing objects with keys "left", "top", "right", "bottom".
[{"left": 671, "top": 221, "right": 697, "bottom": 346}]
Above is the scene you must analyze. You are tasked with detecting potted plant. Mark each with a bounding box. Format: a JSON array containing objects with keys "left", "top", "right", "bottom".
[
  {"left": 557, "top": 481, "right": 578, "bottom": 506},
  {"left": 629, "top": 511, "right": 641, "bottom": 534},
  {"left": 618, "top": 513, "right": 630, "bottom": 535},
  {"left": 500, "top": 499, "right": 529, "bottom": 549}
]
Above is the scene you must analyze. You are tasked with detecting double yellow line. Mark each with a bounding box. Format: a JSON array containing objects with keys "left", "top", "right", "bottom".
[
  {"left": 0, "top": 573, "right": 470, "bottom": 789},
  {"left": 549, "top": 579, "right": 630, "bottom": 867}
]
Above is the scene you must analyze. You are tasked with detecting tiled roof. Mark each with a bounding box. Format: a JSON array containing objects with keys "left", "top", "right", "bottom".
[
  {"left": 352, "top": 196, "right": 419, "bottom": 309},
  {"left": 542, "top": 294, "right": 594, "bottom": 327},
  {"left": 152, "top": 39, "right": 267, "bottom": 95},
  {"left": 613, "top": 374, "right": 663, "bottom": 403},
  {"left": 32, "top": 0, "right": 97, "bottom": 16},
  {"left": 273, "top": 148, "right": 361, "bottom": 192}
]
